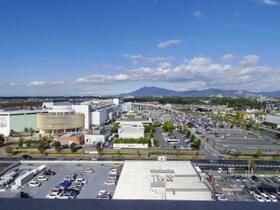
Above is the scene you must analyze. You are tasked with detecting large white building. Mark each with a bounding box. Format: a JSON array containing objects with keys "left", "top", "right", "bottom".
[
  {"left": 118, "top": 121, "right": 145, "bottom": 139},
  {"left": 0, "top": 109, "right": 46, "bottom": 137},
  {"left": 113, "top": 161, "right": 213, "bottom": 201},
  {"left": 72, "top": 104, "right": 91, "bottom": 130}
]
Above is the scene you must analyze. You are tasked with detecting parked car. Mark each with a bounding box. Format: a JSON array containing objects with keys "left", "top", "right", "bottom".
[
  {"left": 29, "top": 180, "right": 40, "bottom": 187},
  {"left": 98, "top": 190, "right": 110, "bottom": 196},
  {"left": 217, "top": 168, "right": 223, "bottom": 173},
  {"left": 104, "top": 180, "right": 116, "bottom": 186},
  {"left": 254, "top": 194, "right": 265, "bottom": 202},
  {"left": 46, "top": 188, "right": 63, "bottom": 199},
  {"left": 84, "top": 168, "right": 94, "bottom": 173},
  {"left": 44, "top": 170, "right": 56, "bottom": 176},
  {"left": 20, "top": 192, "right": 30, "bottom": 198},
  {"left": 75, "top": 178, "right": 87, "bottom": 184},
  {"left": 58, "top": 192, "right": 76, "bottom": 199},
  {"left": 251, "top": 175, "right": 259, "bottom": 182},
  {"left": 97, "top": 194, "right": 111, "bottom": 199},
  {"left": 37, "top": 175, "right": 48, "bottom": 181}
]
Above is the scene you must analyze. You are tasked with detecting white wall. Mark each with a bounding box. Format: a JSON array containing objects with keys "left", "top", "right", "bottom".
[
  {"left": 72, "top": 105, "right": 91, "bottom": 130},
  {"left": 0, "top": 115, "right": 10, "bottom": 137},
  {"left": 84, "top": 134, "right": 106, "bottom": 145},
  {"left": 266, "top": 114, "right": 280, "bottom": 127},
  {"left": 91, "top": 109, "right": 108, "bottom": 126}
]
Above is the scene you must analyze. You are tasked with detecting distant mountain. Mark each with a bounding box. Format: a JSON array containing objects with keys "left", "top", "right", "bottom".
[{"left": 122, "top": 86, "right": 280, "bottom": 97}]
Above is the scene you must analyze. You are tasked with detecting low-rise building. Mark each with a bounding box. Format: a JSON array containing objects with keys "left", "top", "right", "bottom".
[
  {"left": 265, "top": 114, "right": 280, "bottom": 128},
  {"left": 118, "top": 121, "right": 145, "bottom": 139},
  {"left": 57, "top": 133, "right": 84, "bottom": 145}
]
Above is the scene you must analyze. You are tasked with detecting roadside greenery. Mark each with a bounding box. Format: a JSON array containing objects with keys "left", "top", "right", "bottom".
[
  {"left": 111, "top": 123, "right": 120, "bottom": 133},
  {"left": 70, "top": 143, "right": 78, "bottom": 152},
  {"left": 162, "top": 121, "right": 175, "bottom": 132},
  {"left": 115, "top": 138, "right": 150, "bottom": 145},
  {"left": 0, "top": 134, "right": 4, "bottom": 146}
]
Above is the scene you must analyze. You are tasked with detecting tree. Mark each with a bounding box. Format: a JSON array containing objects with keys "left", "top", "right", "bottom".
[
  {"left": 162, "top": 121, "right": 174, "bottom": 133},
  {"left": 37, "top": 141, "right": 47, "bottom": 154},
  {"left": 5, "top": 145, "right": 13, "bottom": 154},
  {"left": 52, "top": 141, "right": 61, "bottom": 152},
  {"left": 233, "top": 151, "right": 242, "bottom": 158},
  {"left": 111, "top": 123, "right": 120, "bottom": 133},
  {"left": 186, "top": 130, "right": 191, "bottom": 138},
  {"left": 253, "top": 149, "right": 262, "bottom": 158},
  {"left": 190, "top": 134, "right": 196, "bottom": 142},
  {"left": 191, "top": 139, "right": 201, "bottom": 149},
  {"left": 0, "top": 134, "right": 4, "bottom": 146},
  {"left": 70, "top": 143, "right": 78, "bottom": 153},
  {"left": 96, "top": 142, "right": 103, "bottom": 155},
  {"left": 18, "top": 136, "right": 25, "bottom": 148}
]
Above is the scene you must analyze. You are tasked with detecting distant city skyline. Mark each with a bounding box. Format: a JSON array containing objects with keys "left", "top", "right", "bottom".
[{"left": 0, "top": 0, "right": 280, "bottom": 96}]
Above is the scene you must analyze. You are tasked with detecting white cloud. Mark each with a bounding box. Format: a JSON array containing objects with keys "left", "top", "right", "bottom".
[
  {"left": 123, "top": 54, "right": 174, "bottom": 64},
  {"left": 262, "top": 0, "right": 279, "bottom": 5},
  {"left": 193, "top": 10, "right": 202, "bottom": 18},
  {"left": 221, "top": 54, "right": 236, "bottom": 62},
  {"left": 240, "top": 54, "right": 260, "bottom": 65},
  {"left": 157, "top": 39, "right": 182, "bottom": 49},
  {"left": 27, "top": 80, "right": 64, "bottom": 87},
  {"left": 8, "top": 54, "right": 280, "bottom": 94},
  {"left": 27, "top": 81, "right": 47, "bottom": 87}
]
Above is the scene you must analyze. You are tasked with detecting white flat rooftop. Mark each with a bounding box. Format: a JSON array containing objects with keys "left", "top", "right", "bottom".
[{"left": 113, "top": 161, "right": 213, "bottom": 201}]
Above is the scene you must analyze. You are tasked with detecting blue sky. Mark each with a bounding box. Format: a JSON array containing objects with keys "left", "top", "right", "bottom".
[{"left": 0, "top": 0, "right": 280, "bottom": 95}]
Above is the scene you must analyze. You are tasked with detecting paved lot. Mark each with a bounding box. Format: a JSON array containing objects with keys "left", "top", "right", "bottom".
[{"left": 1, "top": 162, "right": 119, "bottom": 199}]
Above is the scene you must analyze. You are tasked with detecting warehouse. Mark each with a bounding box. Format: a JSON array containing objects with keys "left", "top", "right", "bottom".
[
  {"left": 0, "top": 109, "right": 46, "bottom": 137},
  {"left": 113, "top": 161, "right": 213, "bottom": 201}
]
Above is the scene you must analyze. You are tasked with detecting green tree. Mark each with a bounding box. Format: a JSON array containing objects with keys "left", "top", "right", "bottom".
[
  {"left": 111, "top": 123, "right": 120, "bottom": 133},
  {"left": 5, "top": 145, "right": 13, "bottom": 154},
  {"left": 191, "top": 139, "right": 201, "bottom": 149},
  {"left": 0, "top": 134, "right": 4, "bottom": 146},
  {"left": 70, "top": 143, "right": 78, "bottom": 153},
  {"left": 96, "top": 142, "right": 103, "bottom": 155},
  {"left": 186, "top": 130, "right": 191, "bottom": 138},
  {"left": 253, "top": 149, "right": 262, "bottom": 158},
  {"left": 162, "top": 121, "right": 174, "bottom": 133},
  {"left": 52, "top": 141, "right": 61, "bottom": 152},
  {"left": 37, "top": 141, "right": 47, "bottom": 154},
  {"left": 18, "top": 136, "right": 25, "bottom": 148},
  {"left": 190, "top": 134, "right": 196, "bottom": 142}
]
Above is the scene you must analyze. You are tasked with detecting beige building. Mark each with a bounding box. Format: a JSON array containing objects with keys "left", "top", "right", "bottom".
[{"left": 37, "top": 105, "right": 84, "bottom": 134}]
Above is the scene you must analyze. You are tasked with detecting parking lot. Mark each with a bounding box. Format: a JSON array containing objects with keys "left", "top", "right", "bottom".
[
  {"left": 0, "top": 161, "right": 122, "bottom": 199},
  {"left": 203, "top": 168, "right": 280, "bottom": 202},
  {"left": 207, "top": 129, "right": 280, "bottom": 154}
]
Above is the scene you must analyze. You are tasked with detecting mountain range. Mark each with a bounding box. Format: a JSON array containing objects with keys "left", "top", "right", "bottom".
[{"left": 122, "top": 86, "right": 280, "bottom": 97}]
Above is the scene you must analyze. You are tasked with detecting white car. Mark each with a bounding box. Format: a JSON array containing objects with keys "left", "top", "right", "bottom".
[
  {"left": 261, "top": 193, "right": 272, "bottom": 202},
  {"left": 37, "top": 175, "right": 48, "bottom": 181},
  {"left": 217, "top": 168, "right": 223, "bottom": 173},
  {"left": 84, "top": 168, "right": 94, "bottom": 173},
  {"left": 269, "top": 194, "right": 278, "bottom": 202},
  {"left": 98, "top": 190, "right": 110, "bottom": 196},
  {"left": 75, "top": 178, "right": 87, "bottom": 184},
  {"left": 46, "top": 189, "right": 63, "bottom": 199},
  {"left": 254, "top": 194, "right": 265, "bottom": 202},
  {"left": 104, "top": 180, "right": 116, "bottom": 186},
  {"left": 109, "top": 169, "right": 117, "bottom": 176},
  {"left": 29, "top": 180, "right": 41, "bottom": 187}
]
